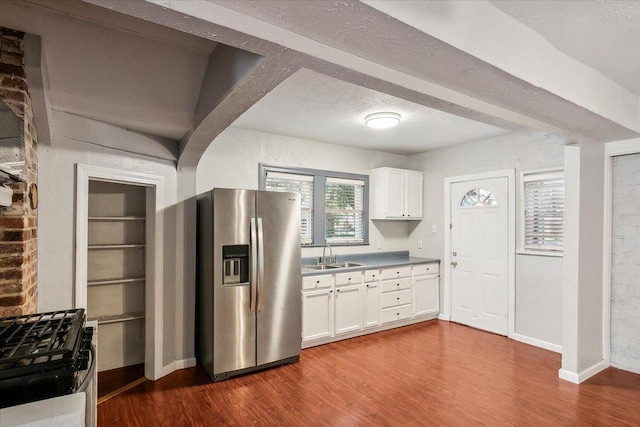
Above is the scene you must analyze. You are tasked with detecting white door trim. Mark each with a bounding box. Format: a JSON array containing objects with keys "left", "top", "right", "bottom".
[
  {"left": 75, "top": 164, "right": 165, "bottom": 380},
  {"left": 442, "top": 169, "right": 516, "bottom": 337},
  {"left": 603, "top": 138, "right": 640, "bottom": 368}
]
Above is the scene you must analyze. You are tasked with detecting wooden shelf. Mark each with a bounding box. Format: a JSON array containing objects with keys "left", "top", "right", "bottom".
[
  {"left": 88, "top": 244, "right": 145, "bottom": 250},
  {"left": 88, "top": 277, "right": 146, "bottom": 287},
  {"left": 90, "top": 312, "right": 145, "bottom": 325},
  {"left": 89, "top": 216, "right": 145, "bottom": 221}
]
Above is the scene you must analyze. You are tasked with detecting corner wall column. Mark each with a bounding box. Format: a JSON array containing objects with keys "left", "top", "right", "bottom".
[{"left": 560, "top": 140, "right": 607, "bottom": 383}]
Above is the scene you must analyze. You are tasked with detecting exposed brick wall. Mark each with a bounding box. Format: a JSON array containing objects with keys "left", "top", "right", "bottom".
[
  {"left": 0, "top": 27, "right": 38, "bottom": 317},
  {"left": 611, "top": 154, "right": 640, "bottom": 374}
]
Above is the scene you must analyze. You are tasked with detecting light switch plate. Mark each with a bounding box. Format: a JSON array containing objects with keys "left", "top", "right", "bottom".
[
  {"left": 418, "top": 240, "right": 423, "bottom": 249},
  {"left": 376, "top": 241, "right": 382, "bottom": 249},
  {"left": 432, "top": 224, "right": 437, "bottom": 233}
]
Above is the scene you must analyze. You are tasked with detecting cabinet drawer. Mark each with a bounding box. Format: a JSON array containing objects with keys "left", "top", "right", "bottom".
[
  {"left": 381, "top": 304, "right": 412, "bottom": 324},
  {"left": 335, "top": 271, "right": 363, "bottom": 286},
  {"left": 364, "top": 269, "right": 380, "bottom": 283},
  {"left": 380, "top": 277, "right": 411, "bottom": 293},
  {"left": 414, "top": 263, "right": 439, "bottom": 276},
  {"left": 302, "top": 274, "right": 334, "bottom": 290},
  {"left": 380, "top": 289, "right": 412, "bottom": 308},
  {"left": 380, "top": 266, "right": 411, "bottom": 280}
]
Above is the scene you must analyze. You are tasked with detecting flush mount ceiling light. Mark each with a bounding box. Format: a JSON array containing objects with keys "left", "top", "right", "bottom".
[{"left": 364, "top": 112, "right": 401, "bottom": 129}]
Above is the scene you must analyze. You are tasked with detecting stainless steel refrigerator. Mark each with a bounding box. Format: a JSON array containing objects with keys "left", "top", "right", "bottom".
[{"left": 197, "top": 188, "right": 302, "bottom": 381}]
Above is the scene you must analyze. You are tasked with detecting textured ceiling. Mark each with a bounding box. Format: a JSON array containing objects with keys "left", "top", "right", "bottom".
[
  {"left": 490, "top": 0, "right": 640, "bottom": 95},
  {"left": 7, "top": 0, "right": 639, "bottom": 159},
  {"left": 232, "top": 69, "right": 512, "bottom": 155}
]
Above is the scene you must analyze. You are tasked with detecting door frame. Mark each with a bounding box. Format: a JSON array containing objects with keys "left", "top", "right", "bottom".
[
  {"left": 442, "top": 169, "right": 516, "bottom": 337},
  {"left": 75, "top": 164, "right": 165, "bottom": 380}
]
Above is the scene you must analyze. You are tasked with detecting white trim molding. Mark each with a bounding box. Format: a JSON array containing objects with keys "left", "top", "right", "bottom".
[
  {"left": 160, "top": 358, "right": 198, "bottom": 378},
  {"left": 512, "top": 333, "right": 562, "bottom": 354},
  {"left": 443, "top": 169, "right": 516, "bottom": 337},
  {"left": 75, "top": 164, "right": 166, "bottom": 380},
  {"left": 559, "top": 360, "right": 609, "bottom": 384}
]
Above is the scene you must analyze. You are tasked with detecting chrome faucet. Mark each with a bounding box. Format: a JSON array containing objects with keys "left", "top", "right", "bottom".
[{"left": 322, "top": 244, "right": 335, "bottom": 264}]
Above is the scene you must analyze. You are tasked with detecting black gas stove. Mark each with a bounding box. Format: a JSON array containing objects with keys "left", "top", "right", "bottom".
[{"left": 0, "top": 308, "right": 94, "bottom": 408}]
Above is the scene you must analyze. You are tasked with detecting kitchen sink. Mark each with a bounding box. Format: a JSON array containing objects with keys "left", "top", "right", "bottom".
[
  {"left": 305, "top": 264, "right": 339, "bottom": 270},
  {"left": 304, "top": 262, "right": 363, "bottom": 270},
  {"left": 327, "top": 262, "right": 363, "bottom": 268}
]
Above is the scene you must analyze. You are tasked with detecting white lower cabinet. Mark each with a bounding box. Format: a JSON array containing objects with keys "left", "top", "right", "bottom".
[
  {"left": 381, "top": 304, "right": 413, "bottom": 323},
  {"left": 334, "top": 284, "right": 363, "bottom": 335},
  {"left": 363, "top": 269, "right": 380, "bottom": 328},
  {"left": 413, "top": 275, "right": 439, "bottom": 317},
  {"left": 302, "top": 261, "right": 440, "bottom": 346},
  {"left": 413, "top": 263, "right": 440, "bottom": 317},
  {"left": 302, "top": 275, "right": 335, "bottom": 342},
  {"left": 380, "top": 266, "right": 412, "bottom": 325}
]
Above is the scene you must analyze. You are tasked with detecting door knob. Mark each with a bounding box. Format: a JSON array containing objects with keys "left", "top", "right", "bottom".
[{"left": 451, "top": 261, "right": 458, "bottom": 268}]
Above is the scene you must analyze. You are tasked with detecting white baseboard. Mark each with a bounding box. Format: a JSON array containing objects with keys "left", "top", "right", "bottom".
[
  {"left": 159, "top": 357, "right": 198, "bottom": 378},
  {"left": 511, "top": 333, "right": 562, "bottom": 353},
  {"left": 558, "top": 359, "right": 610, "bottom": 384},
  {"left": 176, "top": 357, "right": 197, "bottom": 369},
  {"left": 438, "top": 314, "right": 449, "bottom": 321}
]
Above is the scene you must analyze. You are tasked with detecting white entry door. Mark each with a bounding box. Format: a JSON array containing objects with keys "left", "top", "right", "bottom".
[{"left": 450, "top": 177, "right": 508, "bottom": 335}]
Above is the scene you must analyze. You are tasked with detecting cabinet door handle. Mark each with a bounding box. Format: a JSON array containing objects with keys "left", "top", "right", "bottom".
[{"left": 336, "top": 289, "right": 340, "bottom": 293}]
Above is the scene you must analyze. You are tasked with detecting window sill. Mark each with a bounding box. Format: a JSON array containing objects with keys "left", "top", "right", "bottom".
[{"left": 516, "top": 250, "right": 563, "bottom": 258}]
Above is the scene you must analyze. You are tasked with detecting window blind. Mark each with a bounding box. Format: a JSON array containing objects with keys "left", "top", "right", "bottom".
[
  {"left": 265, "top": 171, "right": 314, "bottom": 245},
  {"left": 523, "top": 173, "right": 564, "bottom": 251},
  {"left": 324, "top": 177, "right": 365, "bottom": 244}
]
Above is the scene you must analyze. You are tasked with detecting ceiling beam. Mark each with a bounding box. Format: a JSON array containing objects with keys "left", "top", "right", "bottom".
[{"left": 178, "top": 50, "right": 299, "bottom": 170}]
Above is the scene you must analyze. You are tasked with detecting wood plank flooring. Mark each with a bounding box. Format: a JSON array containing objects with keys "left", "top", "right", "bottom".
[
  {"left": 98, "top": 363, "right": 145, "bottom": 403},
  {"left": 98, "top": 321, "right": 640, "bottom": 426}
]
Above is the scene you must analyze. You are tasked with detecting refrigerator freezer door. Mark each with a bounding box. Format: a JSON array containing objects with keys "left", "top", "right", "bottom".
[
  {"left": 255, "top": 191, "right": 302, "bottom": 366},
  {"left": 212, "top": 188, "right": 257, "bottom": 376}
]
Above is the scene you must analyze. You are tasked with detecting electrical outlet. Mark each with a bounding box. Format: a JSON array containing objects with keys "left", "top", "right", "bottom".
[
  {"left": 418, "top": 240, "right": 423, "bottom": 249},
  {"left": 376, "top": 241, "right": 382, "bottom": 249},
  {"left": 432, "top": 224, "right": 438, "bottom": 233}
]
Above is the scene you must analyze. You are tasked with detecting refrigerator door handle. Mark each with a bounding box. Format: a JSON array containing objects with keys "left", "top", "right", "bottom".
[
  {"left": 250, "top": 218, "right": 258, "bottom": 313},
  {"left": 257, "top": 217, "right": 265, "bottom": 312}
]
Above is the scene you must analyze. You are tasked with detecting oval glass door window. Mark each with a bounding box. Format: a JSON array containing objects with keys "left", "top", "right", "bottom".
[{"left": 460, "top": 188, "right": 498, "bottom": 207}]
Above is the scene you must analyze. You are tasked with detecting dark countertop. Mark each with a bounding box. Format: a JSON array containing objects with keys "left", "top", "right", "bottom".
[{"left": 301, "top": 251, "right": 440, "bottom": 276}]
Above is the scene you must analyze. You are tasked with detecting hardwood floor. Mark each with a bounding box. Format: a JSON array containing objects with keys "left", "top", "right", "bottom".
[
  {"left": 98, "top": 363, "right": 146, "bottom": 403},
  {"left": 98, "top": 321, "right": 640, "bottom": 426}
]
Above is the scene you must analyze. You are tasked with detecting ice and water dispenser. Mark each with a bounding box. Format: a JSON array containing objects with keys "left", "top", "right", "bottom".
[{"left": 222, "top": 244, "right": 249, "bottom": 285}]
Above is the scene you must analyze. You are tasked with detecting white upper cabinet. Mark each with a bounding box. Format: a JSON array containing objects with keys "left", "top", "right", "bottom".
[{"left": 370, "top": 167, "right": 423, "bottom": 220}]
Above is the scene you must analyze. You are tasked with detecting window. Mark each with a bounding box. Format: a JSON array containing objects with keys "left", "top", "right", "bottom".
[
  {"left": 460, "top": 188, "right": 498, "bottom": 207},
  {"left": 264, "top": 171, "right": 314, "bottom": 245},
  {"left": 325, "top": 177, "right": 365, "bottom": 244},
  {"left": 521, "top": 169, "right": 564, "bottom": 253},
  {"left": 260, "top": 164, "right": 369, "bottom": 246}
]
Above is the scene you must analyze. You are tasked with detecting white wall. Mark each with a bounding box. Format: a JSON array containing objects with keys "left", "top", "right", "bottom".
[
  {"left": 38, "top": 110, "right": 186, "bottom": 370},
  {"left": 196, "top": 126, "right": 413, "bottom": 259},
  {"left": 409, "top": 132, "right": 565, "bottom": 347}
]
